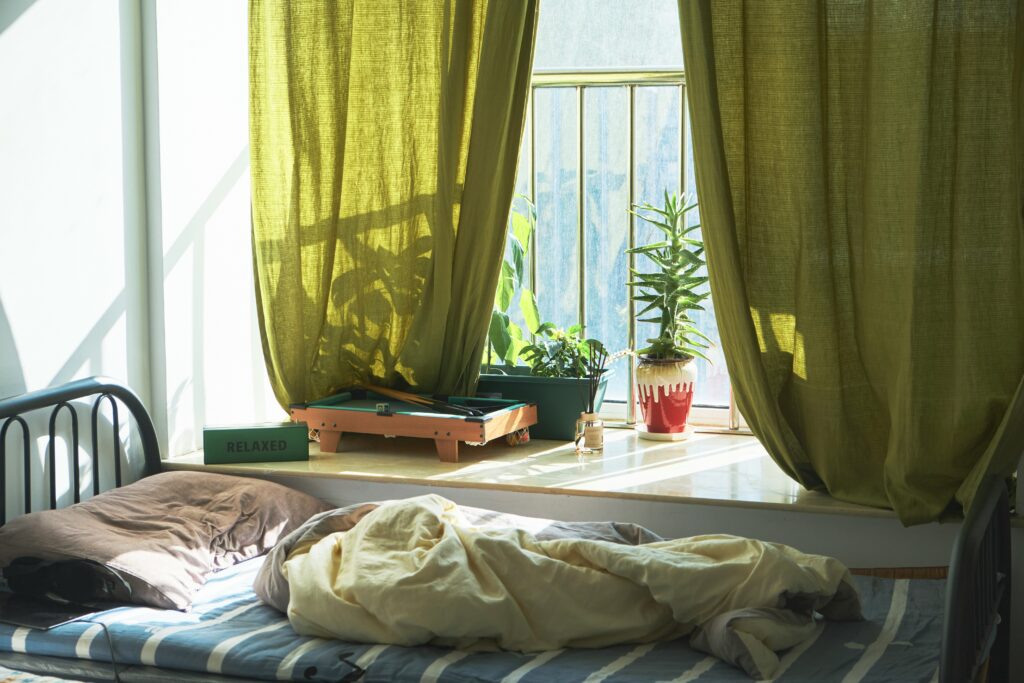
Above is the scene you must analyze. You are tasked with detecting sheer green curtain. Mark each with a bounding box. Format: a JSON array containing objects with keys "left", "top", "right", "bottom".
[
  {"left": 250, "top": 0, "right": 537, "bottom": 406},
  {"left": 679, "top": 1, "right": 1024, "bottom": 523}
]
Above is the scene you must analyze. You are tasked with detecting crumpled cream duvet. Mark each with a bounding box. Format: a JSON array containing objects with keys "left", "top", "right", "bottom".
[{"left": 282, "top": 494, "right": 859, "bottom": 657}]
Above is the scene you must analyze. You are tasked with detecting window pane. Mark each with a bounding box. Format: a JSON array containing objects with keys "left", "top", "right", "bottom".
[
  {"left": 534, "top": 0, "right": 683, "bottom": 70},
  {"left": 535, "top": 88, "right": 579, "bottom": 331},
  {"left": 583, "top": 87, "right": 629, "bottom": 401},
  {"left": 633, "top": 85, "right": 681, "bottom": 388},
  {"left": 514, "top": 106, "right": 531, "bottom": 199},
  {"left": 498, "top": 2, "right": 732, "bottom": 413},
  {"left": 632, "top": 86, "right": 728, "bottom": 407},
  {"left": 505, "top": 107, "right": 533, "bottom": 340}
]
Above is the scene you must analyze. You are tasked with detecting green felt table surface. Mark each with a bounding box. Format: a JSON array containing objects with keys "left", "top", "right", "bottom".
[
  {"left": 325, "top": 398, "right": 427, "bottom": 414},
  {"left": 307, "top": 392, "right": 526, "bottom": 418}
]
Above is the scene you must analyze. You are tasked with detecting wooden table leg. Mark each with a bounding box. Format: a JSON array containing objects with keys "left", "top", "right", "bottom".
[
  {"left": 319, "top": 429, "right": 343, "bottom": 453},
  {"left": 434, "top": 439, "right": 459, "bottom": 463}
]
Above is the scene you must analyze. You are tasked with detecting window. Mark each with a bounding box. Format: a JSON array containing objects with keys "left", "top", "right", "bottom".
[{"left": 504, "top": 0, "right": 734, "bottom": 425}]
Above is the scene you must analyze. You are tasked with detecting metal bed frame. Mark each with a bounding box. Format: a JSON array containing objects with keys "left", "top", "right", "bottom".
[
  {"left": 0, "top": 376, "right": 161, "bottom": 527},
  {"left": 0, "top": 377, "right": 1014, "bottom": 682}
]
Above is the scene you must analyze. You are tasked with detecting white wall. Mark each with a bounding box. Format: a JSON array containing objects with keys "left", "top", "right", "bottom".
[
  {"left": 143, "top": 0, "right": 280, "bottom": 457},
  {"left": 0, "top": 0, "right": 279, "bottom": 517},
  {"left": 0, "top": 0, "right": 147, "bottom": 404},
  {"left": 0, "top": 0, "right": 151, "bottom": 511}
]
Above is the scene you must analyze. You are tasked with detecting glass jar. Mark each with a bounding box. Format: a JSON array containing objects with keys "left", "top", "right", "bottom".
[{"left": 575, "top": 412, "right": 604, "bottom": 454}]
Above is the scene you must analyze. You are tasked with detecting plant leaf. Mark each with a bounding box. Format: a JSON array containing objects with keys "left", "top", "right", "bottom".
[
  {"left": 510, "top": 240, "right": 525, "bottom": 287},
  {"left": 505, "top": 335, "right": 527, "bottom": 365},
  {"left": 488, "top": 311, "right": 512, "bottom": 362},
  {"left": 496, "top": 261, "right": 515, "bottom": 312},
  {"left": 519, "top": 289, "right": 541, "bottom": 335},
  {"left": 636, "top": 301, "right": 663, "bottom": 318},
  {"left": 535, "top": 321, "right": 557, "bottom": 336},
  {"left": 683, "top": 347, "right": 713, "bottom": 363},
  {"left": 510, "top": 211, "right": 533, "bottom": 251}
]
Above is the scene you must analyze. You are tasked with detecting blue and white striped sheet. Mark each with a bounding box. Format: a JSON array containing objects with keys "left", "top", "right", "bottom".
[{"left": 0, "top": 558, "right": 945, "bottom": 682}]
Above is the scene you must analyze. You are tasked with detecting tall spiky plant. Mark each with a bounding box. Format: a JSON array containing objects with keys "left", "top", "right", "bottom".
[{"left": 627, "top": 192, "right": 711, "bottom": 361}]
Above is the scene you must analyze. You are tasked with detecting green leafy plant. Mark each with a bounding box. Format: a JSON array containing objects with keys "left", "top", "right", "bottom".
[
  {"left": 520, "top": 324, "right": 606, "bottom": 378},
  {"left": 627, "top": 191, "right": 711, "bottom": 361},
  {"left": 486, "top": 196, "right": 542, "bottom": 368},
  {"left": 485, "top": 197, "right": 606, "bottom": 379}
]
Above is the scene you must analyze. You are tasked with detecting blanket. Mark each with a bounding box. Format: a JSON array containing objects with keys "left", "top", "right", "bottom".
[{"left": 258, "top": 496, "right": 862, "bottom": 679}]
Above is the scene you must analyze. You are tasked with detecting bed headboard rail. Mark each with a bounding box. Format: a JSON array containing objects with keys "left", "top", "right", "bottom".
[
  {"left": 942, "top": 474, "right": 1011, "bottom": 682},
  {"left": 0, "top": 376, "right": 161, "bottom": 526}
]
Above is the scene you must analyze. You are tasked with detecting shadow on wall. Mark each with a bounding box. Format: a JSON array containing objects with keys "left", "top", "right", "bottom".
[
  {"left": 0, "top": 1, "right": 258, "bottom": 516},
  {"left": 29, "top": 146, "right": 252, "bottom": 465},
  {"left": 0, "top": 0, "right": 36, "bottom": 36},
  {"left": 0, "top": 297, "right": 26, "bottom": 399},
  {"left": 160, "top": 146, "right": 251, "bottom": 455},
  {"left": 1, "top": 296, "right": 133, "bottom": 520}
]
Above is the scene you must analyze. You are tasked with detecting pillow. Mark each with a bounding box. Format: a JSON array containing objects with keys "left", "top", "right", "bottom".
[{"left": 0, "top": 471, "right": 332, "bottom": 610}]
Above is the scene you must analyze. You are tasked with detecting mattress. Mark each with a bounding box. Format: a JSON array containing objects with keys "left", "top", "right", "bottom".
[
  {"left": 0, "top": 665, "right": 71, "bottom": 683},
  {"left": 0, "top": 557, "right": 945, "bottom": 682}
]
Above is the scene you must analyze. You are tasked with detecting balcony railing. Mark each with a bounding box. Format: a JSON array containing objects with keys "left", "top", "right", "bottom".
[{"left": 517, "top": 68, "right": 747, "bottom": 432}]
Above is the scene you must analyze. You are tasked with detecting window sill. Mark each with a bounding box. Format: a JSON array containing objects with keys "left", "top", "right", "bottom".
[
  {"left": 598, "top": 401, "right": 751, "bottom": 432},
  {"left": 165, "top": 428, "right": 890, "bottom": 519}
]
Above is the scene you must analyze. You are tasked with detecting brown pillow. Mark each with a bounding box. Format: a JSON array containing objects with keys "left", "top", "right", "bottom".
[{"left": 0, "top": 471, "right": 333, "bottom": 610}]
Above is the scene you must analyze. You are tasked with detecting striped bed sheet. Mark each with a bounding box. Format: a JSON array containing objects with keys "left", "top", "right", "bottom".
[{"left": 0, "top": 557, "right": 945, "bottom": 683}]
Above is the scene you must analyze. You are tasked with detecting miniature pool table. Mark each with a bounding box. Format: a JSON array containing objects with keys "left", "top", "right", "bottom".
[{"left": 289, "top": 390, "right": 537, "bottom": 462}]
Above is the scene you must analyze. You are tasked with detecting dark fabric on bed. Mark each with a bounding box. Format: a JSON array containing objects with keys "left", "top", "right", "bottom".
[
  {"left": 0, "top": 471, "right": 331, "bottom": 610},
  {"left": 254, "top": 502, "right": 665, "bottom": 613}
]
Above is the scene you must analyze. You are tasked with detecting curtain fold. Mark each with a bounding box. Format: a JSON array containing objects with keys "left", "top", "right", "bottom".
[
  {"left": 680, "top": 0, "right": 1024, "bottom": 524},
  {"left": 249, "top": 0, "right": 538, "bottom": 406}
]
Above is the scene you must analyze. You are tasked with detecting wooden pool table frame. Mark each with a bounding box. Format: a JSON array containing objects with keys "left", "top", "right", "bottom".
[{"left": 288, "top": 392, "right": 538, "bottom": 462}]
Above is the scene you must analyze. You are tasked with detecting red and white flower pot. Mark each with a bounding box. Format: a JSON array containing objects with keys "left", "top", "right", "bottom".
[{"left": 636, "top": 357, "right": 696, "bottom": 440}]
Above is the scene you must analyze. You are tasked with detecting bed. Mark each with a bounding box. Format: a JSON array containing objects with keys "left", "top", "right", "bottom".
[{"left": 0, "top": 377, "right": 1012, "bottom": 682}]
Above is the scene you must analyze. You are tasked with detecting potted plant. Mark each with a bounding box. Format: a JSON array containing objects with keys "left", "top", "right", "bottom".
[
  {"left": 480, "top": 323, "right": 612, "bottom": 441},
  {"left": 627, "top": 192, "right": 710, "bottom": 439},
  {"left": 477, "top": 197, "right": 612, "bottom": 440}
]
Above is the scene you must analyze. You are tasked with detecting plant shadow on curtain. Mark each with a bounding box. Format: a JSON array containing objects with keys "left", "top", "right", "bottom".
[
  {"left": 249, "top": 0, "right": 538, "bottom": 406},
  {"left": 679, "top": 0, "right": 1024, "bottom": 524}
]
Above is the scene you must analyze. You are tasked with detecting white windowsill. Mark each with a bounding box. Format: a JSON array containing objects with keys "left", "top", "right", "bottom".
[
  {"left": 598, "top": 401, "right": 740, "bottom": 430},
  {"left": 165, "top": 428, "right": 890, "bottom": 519}
]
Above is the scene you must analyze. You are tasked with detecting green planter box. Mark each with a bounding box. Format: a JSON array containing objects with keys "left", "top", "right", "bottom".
[{"left": 476, "top": 368, "right": 611, "bottom": 441}]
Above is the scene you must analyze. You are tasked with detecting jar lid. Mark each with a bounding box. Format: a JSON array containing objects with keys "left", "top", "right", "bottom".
[{"left": 579, "top": 412, "right": 598, "bottom": 420}]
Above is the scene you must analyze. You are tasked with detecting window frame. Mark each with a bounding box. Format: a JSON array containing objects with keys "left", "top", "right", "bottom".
[{"left": 523, "top": 68, "right": 744, "bottom": 432}]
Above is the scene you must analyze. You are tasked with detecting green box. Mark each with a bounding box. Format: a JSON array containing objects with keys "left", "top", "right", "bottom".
[
  {"left": 476, "top": 369, "right": 611, "bottom": 441},
  {"left": 202, "top": 422, "right": 309, "bottom": 464}
]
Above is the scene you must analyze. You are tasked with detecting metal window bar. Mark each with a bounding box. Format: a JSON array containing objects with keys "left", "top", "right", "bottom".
[{"left": 526, "top": 69, "right": 747, "bottom": 432}]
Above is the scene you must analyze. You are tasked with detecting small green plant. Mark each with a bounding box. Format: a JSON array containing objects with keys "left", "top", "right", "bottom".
[
  {"left": 627, "top": 192, "right": 711, "bottom": 361},
  {"left": 520, "top": 324, "right": 606, "bottom": 378}
]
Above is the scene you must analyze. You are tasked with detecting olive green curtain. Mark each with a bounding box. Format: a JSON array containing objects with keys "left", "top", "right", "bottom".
[
  {"left": 250, "top": 0, "right": 537, "bottom": 406},
  {"left": 679, "top": 1, "right": 1024, "bottom": 524}
]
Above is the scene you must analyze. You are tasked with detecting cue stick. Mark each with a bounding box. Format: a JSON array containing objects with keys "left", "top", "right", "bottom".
[{"left": 361, "top": 384, "right": 484, "bottom": 417}]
